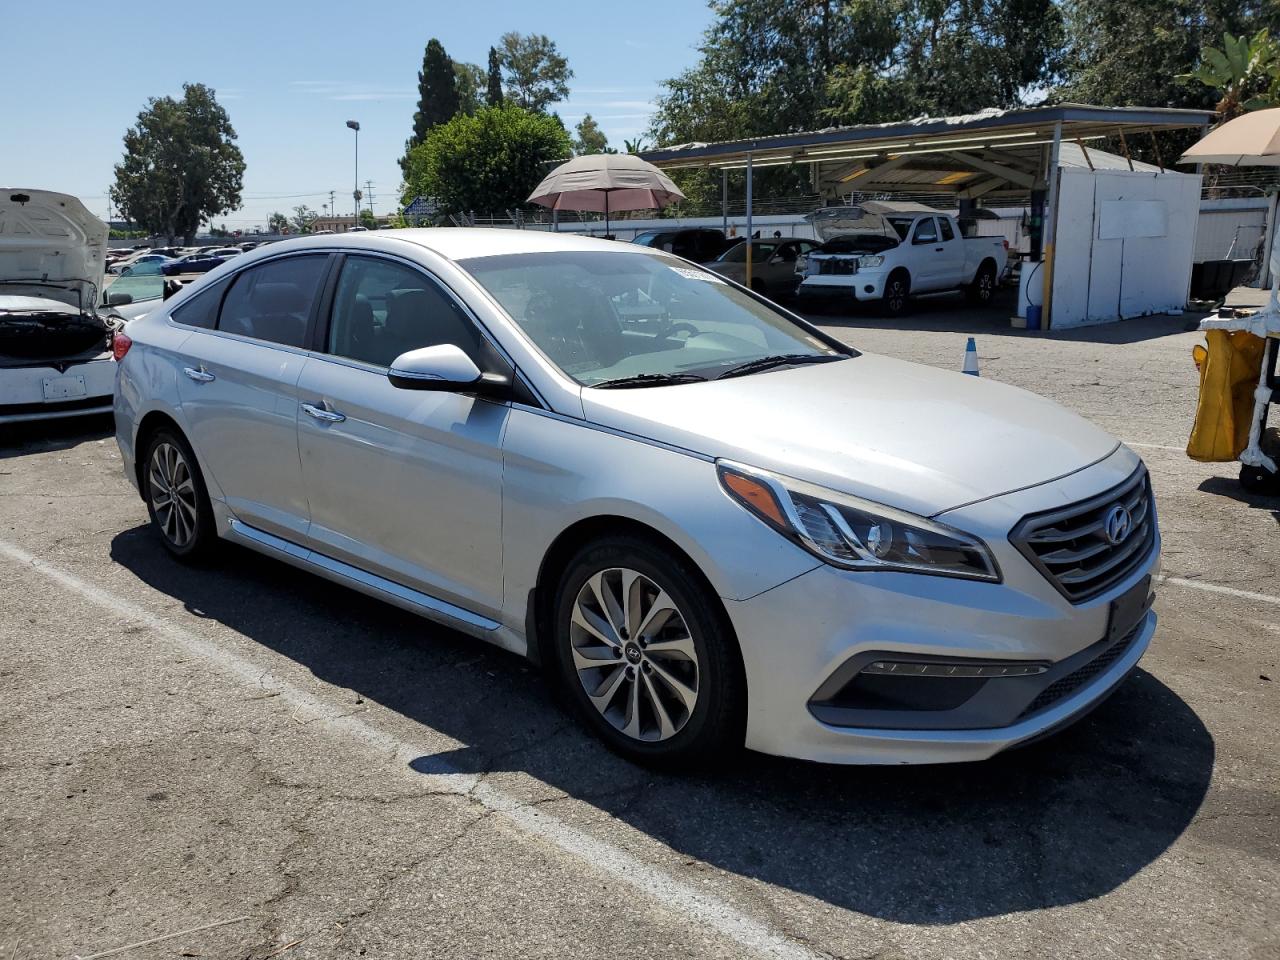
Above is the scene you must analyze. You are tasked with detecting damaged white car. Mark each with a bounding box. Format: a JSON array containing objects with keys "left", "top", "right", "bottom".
[{"left": 0, "top": 189, "right": 160, "bottom": 425}]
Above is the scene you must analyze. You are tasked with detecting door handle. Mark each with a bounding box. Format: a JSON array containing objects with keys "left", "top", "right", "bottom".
[
  {"left": 183, "top": 366, "right": 215, "bottom": 383},
  {"left": 301, "top": 402, "right": 346, "bottom": 424},
  {"left": 935, "top": 247, "right": 945, "bottom": 252}
]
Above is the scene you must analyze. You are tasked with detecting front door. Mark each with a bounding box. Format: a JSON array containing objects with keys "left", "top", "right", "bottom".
[
  {"left": 296, "top": 254, "right": 508, "bottom": 620},
  {"left": 176, "top": 253, "right": 332, "bottom": 542}
]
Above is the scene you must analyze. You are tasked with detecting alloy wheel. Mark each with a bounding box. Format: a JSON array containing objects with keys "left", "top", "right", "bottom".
[
  {"left": 148, "top": 441, "right": 199, "bottom": 548},
  {"left": 887, "top": 280, "right": 907, "bottom": 312},
  {"left": 569, "top": 567, "right": 700, "bottom": 743}
]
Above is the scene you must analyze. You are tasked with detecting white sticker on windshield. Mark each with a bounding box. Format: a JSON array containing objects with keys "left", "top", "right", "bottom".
[{"left": 669, "top": 266, "right": 725, "bottom": 283}]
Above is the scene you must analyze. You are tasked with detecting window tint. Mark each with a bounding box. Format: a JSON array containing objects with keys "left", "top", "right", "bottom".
[
  {"left": 217, "top": 255, "right": 328, "bottom": 347},
  {"left": 326, "top": 256, "right": 483, "bottom": 367},
  {"left": 913, "top": 218, "right": 939, "bottom": 244},
  {"left": 938, "top": 217, "right": 955, "bottom": 242},
  {"left": 169, "top": 277, "right": 230, "bottom": 329}
]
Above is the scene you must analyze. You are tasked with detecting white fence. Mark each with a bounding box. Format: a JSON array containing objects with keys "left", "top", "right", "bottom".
[{"left": 1194, "top": 197, "right": 1269, "bottom": 263}]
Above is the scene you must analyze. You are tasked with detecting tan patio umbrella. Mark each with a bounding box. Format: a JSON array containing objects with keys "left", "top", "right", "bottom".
[
  {"left": 527, "top": 153, "right": 686, "bottom": 237},
  {"left": 1179, "top": 107, "right": 1280, "bottom": 166}
]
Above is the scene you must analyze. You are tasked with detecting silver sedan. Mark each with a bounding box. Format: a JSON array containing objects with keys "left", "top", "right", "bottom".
[{"left": 113, "top": 229, "right": 1159, "bottom": 767}]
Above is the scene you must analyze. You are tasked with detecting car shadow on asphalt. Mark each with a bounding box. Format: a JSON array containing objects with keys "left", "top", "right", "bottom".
[
  {"left": 0, "top": 412, "right": 114, "bottom": 460},
  {"left": 804, "top": 290, "right": 1203, "bottom": 345},
  {"left": 110, "top": 526, "right": 1214, "bottom": 926}
]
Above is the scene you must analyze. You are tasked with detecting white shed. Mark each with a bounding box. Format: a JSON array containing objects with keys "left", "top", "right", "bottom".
[{"left": 1042, "top": 144, "right": 1202, "bottom": 328}]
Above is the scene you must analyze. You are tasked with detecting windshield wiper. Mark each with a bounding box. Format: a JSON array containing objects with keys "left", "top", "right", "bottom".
[
  {"left": 592, "top": 372, "right": 709, "bottom": 389},
  {"left": 715, "top": 353, "right": 844, "bottom": 380}
]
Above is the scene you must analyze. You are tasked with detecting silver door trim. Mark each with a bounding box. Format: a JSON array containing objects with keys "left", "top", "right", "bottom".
[{"left": 226, "top": 518, "right": 500, "bottom": 632}]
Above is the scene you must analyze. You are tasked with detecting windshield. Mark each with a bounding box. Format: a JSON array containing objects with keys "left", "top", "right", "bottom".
[
  {"left": 716, "top": 241, "right": 780, "bottom": 263},
  {"left": 459, "top": 250, "right": 845, "bottom": 386},
  {"left": 630, "top": 232, "right": 666, "bottom": 248},
  {"left": 886, "top": 217, "right": 915, "bottom": 241}
]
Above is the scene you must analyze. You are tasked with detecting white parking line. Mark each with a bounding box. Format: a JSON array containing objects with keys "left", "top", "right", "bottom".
[
  {"left": 0, "top": 538, "right": 825, "bottom": 960},
  {"left": 1158, "top": 574, "right": 1280, "bottom": 607}
]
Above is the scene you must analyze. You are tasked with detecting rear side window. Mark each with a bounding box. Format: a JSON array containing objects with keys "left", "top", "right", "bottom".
[
  {"left": 217, "top": 255, "right": 328, "bottom": 347},
  {"left": 169, "top": 277, "right": 230, "bottom": 329},
  {"left": 938, "top": 217, "right": 955, "bottom": 242}
]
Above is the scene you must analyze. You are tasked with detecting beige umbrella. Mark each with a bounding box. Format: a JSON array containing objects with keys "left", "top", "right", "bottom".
[
  {"left": 528, "top": 153, "right": 686, "bottom": 236},
  {"left": 1179, "top": 107, "right": 1280, "bottom": 166}
]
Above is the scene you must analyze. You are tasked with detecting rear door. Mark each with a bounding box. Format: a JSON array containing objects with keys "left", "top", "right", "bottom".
[
  {"left": 295, "top": 253, "right": 509, "bottom": 619},
  {"left": 933, "top": 216, "right": 966, "bottom": 287},
  {"left": 176, "top": 253, "right": 332, "bottom": 542}
]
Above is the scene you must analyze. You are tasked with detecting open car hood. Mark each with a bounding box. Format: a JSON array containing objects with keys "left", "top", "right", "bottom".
[
  {"left": 804, "top": 206, "right": 897, "bottom": 243},
  {"left": 0, "top": 188, "right": 107, "bottom": 313}
]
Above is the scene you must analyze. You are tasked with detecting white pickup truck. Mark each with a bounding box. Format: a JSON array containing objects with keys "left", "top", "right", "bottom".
[{"left": 795, "top": 205, "right": 1006, "bottom": 316}]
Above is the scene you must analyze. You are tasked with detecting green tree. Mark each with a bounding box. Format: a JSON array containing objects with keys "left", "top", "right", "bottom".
[
  {"left": 290, "top": 204, "right": 317, "bottom": 234},
  {"left": 499, "top": 32, "right": 573, "bottom": 112},
  {"left": 486, "top": 46, "right": 504, "bottom": 106},
  {"left": 110, "top": 83, "right": 244, "bottom": 245},
  {"left": 574, "top": 114, "right": 609, "bottom": 154},
  {"left": 358, "top": 208, "right": 378, "bottom": 230},
  {"left": 267, "top": 211, "right": 289, "bottom": 234},
  {"left": 454, "top": 61, "right": 487, "bottom": 115},
  {"left": 623, "top": 137, "right": 649, "bottom": 154},
  {"left": 402, "top": 39, "right": 461, "bottom": 172},
  {"left": 1056, "top": 0, "right": 1278, "bottom": 109},
  {"left": 401, "top": 104, "right": 572, "bottom": 217},
  {"left": 1184, "top": 30, "right": 1280, "bottom": 120}
]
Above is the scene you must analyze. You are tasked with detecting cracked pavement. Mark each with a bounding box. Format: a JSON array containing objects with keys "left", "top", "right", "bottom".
[{"left": 1, "top": 295, "right": 1277, "bottom": 959}]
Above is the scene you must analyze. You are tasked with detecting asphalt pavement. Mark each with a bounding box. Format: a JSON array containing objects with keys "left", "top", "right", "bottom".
[{"left": 1, "top": 293, "right": 1277, "bottom": 960}]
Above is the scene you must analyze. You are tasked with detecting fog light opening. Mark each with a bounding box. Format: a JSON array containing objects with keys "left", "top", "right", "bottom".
[{"left": 862, "top": 660, "right": 1049, "bottom": 678}]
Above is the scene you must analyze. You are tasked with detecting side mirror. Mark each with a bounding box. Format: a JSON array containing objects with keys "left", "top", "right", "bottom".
[
  {"left": 106, "top": 292, "right": 133, "bottom": 306},
  {"left": 388, "top": 343, "right": 508, "bottom": 396}
]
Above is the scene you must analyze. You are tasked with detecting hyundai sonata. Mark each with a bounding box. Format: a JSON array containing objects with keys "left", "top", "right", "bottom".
[{"left": 113, "top": 229, "right": 1159, "bottom": 766}]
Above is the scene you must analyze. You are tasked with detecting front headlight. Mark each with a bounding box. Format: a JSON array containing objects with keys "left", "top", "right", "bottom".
[
  {"left": 794, "top": 255, "right": 808, "bottom": 275},
  {"left": 718, "top": 462, "right": 999, "bottom": 581},
  {"left": 858, "top": 255, "right": 885, "bottom": 267}
]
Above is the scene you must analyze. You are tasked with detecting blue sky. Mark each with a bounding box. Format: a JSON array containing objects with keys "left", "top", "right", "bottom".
[{"left": 0, "top": 1, "right": 713, "bottom": 230}]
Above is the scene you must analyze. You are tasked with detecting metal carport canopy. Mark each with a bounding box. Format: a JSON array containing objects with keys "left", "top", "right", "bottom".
[{"left": 637, "top": 104, "right": 1216, "bottom": 181}]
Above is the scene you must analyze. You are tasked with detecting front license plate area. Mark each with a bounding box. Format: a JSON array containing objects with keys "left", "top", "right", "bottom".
[
  {"left": 1107, "top": 574, "right": 1153, "bottom": 645},
  {"left": 42, "top": 375, "right": 87, "bottom": 401}
]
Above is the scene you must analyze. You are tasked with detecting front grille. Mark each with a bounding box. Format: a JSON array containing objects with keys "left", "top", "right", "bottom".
[
  {"left": 1010, "top": 467, "right": 1156, "bottom": 603},
  {"left": 818, "top": 259, "right": 857, "bottom": 276},
  {"left": 1017, "top": 623, "right": 1141, "bottom": 719}
]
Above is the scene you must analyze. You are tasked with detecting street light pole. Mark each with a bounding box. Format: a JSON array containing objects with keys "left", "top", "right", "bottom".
[{"left": 346, "top": 120, "right": 361, "bottom": 230}]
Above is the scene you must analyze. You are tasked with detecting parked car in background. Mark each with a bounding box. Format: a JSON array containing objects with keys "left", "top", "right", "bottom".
[
  {"left": 110, "top": 253, "right": 173, "bottom": 275},
  {"left": 1, "top": 189, "right": 131, "bottom": 423},
  {"left": 796, "top": 204, "right": 1006, "bottom": 315},
  {"left": 239, "top": 241, "right": 261, "bottom": 251},
  {"left": 162, "top": 253, "right": 227, "bottom": 276},
  {"left": 703, "top": 238, "right": 819, "bottom": 298},
  {"left": 115, "top": 229, "right": 1159, "bottom": 769},
  {"left": 632, "top": 227, "right": 736, "bottom": 263},
  {"left": 208, "top": 247, "right": 244, "bottom": 259}
]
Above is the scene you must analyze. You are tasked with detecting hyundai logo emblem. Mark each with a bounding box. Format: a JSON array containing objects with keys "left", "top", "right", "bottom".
[{"left": 1103, "top": 504, "right": 1133, "bottom": 545}]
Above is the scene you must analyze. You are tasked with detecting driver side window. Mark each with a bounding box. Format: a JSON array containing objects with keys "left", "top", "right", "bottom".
[
  {"left": 913, "top": 218, "right": 939, "bottom": 245},
  {"left": 326, "top": 256, "right": 484, "bottom": 368}
]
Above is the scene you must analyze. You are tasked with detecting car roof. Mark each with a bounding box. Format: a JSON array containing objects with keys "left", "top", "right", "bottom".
[{"left": 246, "top": 227, "right": 663, "bottom": 262}]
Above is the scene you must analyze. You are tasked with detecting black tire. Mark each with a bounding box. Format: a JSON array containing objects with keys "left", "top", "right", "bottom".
[
  {"left": 141, "top": 427, "right": 217, "bottom": 561},
  {"left": 551, "top": 535, "right": 745, "bottom": 768},
  {"left": 882, "top": 271, "right": 910, "bottom": 316},
  {"left": 967, "top": 260, "right": 998, "bottom": 305},
  {"left": 1239, "top": 463, "right": 1280, "bottom": 496}
]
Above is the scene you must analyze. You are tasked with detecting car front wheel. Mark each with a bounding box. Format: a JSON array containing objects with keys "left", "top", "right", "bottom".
[{"left": 552, "top": 536, "right": 744, "bottom": 767}]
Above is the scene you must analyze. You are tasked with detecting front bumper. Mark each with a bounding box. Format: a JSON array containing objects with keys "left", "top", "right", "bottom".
[
  {"left": 723, "top": 447, "right": 1160, "bottom": 764},
  {"left": 0, "top": 355, "right": 116, "bottom": 423},
  {"left": 796, "top": 271, "right": 888, "bottom": 302}
]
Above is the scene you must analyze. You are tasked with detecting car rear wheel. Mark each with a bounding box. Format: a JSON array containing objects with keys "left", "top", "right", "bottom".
[
  {"left": 883, "top": 272, "right": 910, "bottom": 316},
  {"left": 143, "top": 428, "right": 216, "bottom": 561},
  {"left": 552, "top": 536, "right": 744, "bottom": 767}
]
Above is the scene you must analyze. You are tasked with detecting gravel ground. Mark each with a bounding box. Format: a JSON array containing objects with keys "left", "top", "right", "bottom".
[{"left": 1, "top": 289, "right": 1276, "bottom": 960}]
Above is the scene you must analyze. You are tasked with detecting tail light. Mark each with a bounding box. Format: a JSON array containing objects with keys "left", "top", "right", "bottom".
[{"left": 112, "top": 331, "right": 133, "bottom": 361}]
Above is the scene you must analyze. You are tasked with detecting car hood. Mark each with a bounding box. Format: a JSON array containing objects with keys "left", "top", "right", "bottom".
[
  {"left": 0, "top": 188, "right": 107, "bottom": 313},
  {"left": 580, "top": 353, "right": 1119, "bottom": 516}
]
